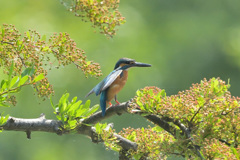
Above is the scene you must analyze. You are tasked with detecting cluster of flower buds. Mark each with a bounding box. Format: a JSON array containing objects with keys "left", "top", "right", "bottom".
[
  {"left": 62, "top": 0, "right": 126, "bottom": 37},
  {"left": 0, "top": 24, "right": 102, "bottom": 99}
]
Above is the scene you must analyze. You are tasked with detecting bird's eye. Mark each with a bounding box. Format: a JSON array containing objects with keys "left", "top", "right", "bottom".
[{"left": 129, "top": 61, "right": 135, "bottom": 64}]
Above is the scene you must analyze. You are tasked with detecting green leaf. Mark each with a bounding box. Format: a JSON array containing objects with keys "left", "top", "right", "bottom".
[
  {"left": 10, "top": 76, "right": 19, "bottom": 88},
  {"left": 18, "top": 75, "right": 29, "bottom": 86},
  {"left": 0, "top": 113, "right": 9, "bottom": 125},
  {"left": 159, "top": 89, "right": 166, "bottom": 97},
  {"left": 81, "top": 123, "right": 93, "bottom": 127},
  {"left": 83, "top": 100, "right": 91, "bottom": 109},
  {"left": 75, "top": 100, "right": 93, "bottom": 117},
  {"left": 126, "top": 131, "right": 136, "bottom": 141},
  {"left": 67, "top": 100, "right": 82, "bottom": 113},
  {"left": 95, "top": 122, "right": 107, "bottom": 134},
  {"left": 71, "top": 96, "right": 78, "bottom": 104},
  {"left": 136, "top": 90, "right": 141, "bottom": 97},
  {"left": 21, "top": 66, "right": 35, "bottom": 77},
  {"left": 133, "top": 154, "right": 144, "bottom": 160},
  {"left": 50, "top": 95, "right": 55, "bottom": 109},
  {"left": 75, "top": 107, "right": 87, "bottom": 117},
  {"left": 148, "top": 89, "right": 153, "bottom": 96},
  {"left": 1, "top": 81, "right": 8, "bottom": 92},
  {"left": 68, "top": 120, "right": 77, "bottom": 129},
  {"left": 21, "top": 68, "right": 30, "bottom": 77},
  {"left": 58, "top": 93, "right": 70, "bottom": 113},
  {"left": 0, "top": 102, "right": 10, "bottom": 107},
  {"left": 137, "top": 100, "right": 145, "bottom": 111},
  {"left": 83, "top": 104, "right": 99, "bottom": 117},
  {"left": 26, "top": 31, "right": 31, "bottom": 39},
  {"left": 1, "top": 80, "right": 7, "bottom": 88},
  {"left": 55, "top": 114, "right": 61, "bottom": 121},
  {"left": 197, "top": 96, "right": 205, "bottom": 106},
  {"left": 65, "top": 97, "right": 80, "bottom": 112},
  {"left": 32, "top": 74, "right": 44, "bottom": 83},
  {"left": 109, "top": 146, "right": 119, "bottom": 152},
  {"left": 152, "top": 126, "right": 163, "bottom": 132},
  {"left": 95, "top": 123, "right": 101, "bottom": 132},
  {"left": 61, "top": 114, "right": 67, "bottom": 123},
  {"left": 2, "top": 28, "right": 5, "bottom": 37}
]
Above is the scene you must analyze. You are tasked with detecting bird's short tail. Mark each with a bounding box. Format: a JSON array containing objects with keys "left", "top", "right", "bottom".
[
  {"left": 85, "top": 89, "right": 94, "bottom": 98},
  {"left": 100, "top": 90, "right": 107, "bottom": 116}
]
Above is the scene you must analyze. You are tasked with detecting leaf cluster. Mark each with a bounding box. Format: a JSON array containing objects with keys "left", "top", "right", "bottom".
[
  {"left": 95, "top": 122, "right": 119, "bottom": 152},
  {"left": 0, "top": 62, "right": 44, "bottom": 107},
  {"left": 0, "top": 62, "right": 44, "bottom": 128},
  {"left": 0, "top": 113, "right": 9, "bottom": 132},
  {"left": 51, "top": 93, "right": 99, "bottom": 130}
]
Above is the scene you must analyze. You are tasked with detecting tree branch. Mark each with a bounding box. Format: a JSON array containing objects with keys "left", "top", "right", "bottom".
[
  {"left": 219, "top": 139, "right": 232, "bottom": 147},
  {"left": 80, "top": 101, "right": 177, "bottom": 137},
  {"left": 81, "top": 101, "right": 129, "bottom": 125},
  {"left": 75, "top": 101, "right": 138, "bottom": 151},
  {"left": 2, "top": 114, "right": 63, "bottom": 138},
  {"left": 1, "top": 100, "right": 206, "bottom": 159},
  {"left": 141, "top": 114, "right": 176, "bottom": 136},
  {"left": 1, "top": 110, "right": 137, "bottom": 151}
]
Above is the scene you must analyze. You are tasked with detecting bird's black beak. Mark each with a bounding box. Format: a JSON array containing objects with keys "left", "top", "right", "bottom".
[{"left": 133, "top": 62, "right": 152, "bottom": 67}]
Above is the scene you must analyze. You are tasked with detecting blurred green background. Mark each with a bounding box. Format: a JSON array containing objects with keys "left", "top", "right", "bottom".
[{"left": 1, "top": 0, "right": 240, "bottom": 159}]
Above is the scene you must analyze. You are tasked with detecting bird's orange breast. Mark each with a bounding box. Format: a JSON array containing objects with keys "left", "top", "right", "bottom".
[{"left": 106, "top": 70, "right": 128, "bottom": 103}]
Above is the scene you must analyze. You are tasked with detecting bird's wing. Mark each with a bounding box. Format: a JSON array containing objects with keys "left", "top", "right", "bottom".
[
  {"left": 101, "top": 69, "right": 123, "bottom": 91},
  {"left": 85, "top": 81, "right": 104, "bottom": 97},
  {"left": 86, "top": 69, "right": 123, "bottom": 97}
]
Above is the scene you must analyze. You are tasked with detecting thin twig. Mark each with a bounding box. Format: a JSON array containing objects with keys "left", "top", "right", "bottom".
[{"left": 0, "top": 82, "right": 32, "bottom": 96}]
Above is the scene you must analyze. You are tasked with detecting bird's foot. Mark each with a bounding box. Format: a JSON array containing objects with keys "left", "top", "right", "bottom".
[
  {"left": 109, "top": 101, "right": 120, "bottom": 108},
  {"left": 115, "top": 100, "right": 120, "bottom": 105}
]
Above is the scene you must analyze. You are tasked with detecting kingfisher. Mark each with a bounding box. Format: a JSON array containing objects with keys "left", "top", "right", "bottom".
[{"left": 86, "top": 58, "right": 151, "bottom": 116}]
